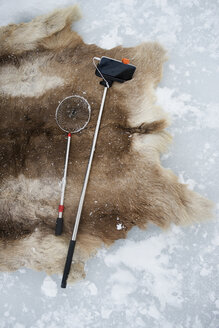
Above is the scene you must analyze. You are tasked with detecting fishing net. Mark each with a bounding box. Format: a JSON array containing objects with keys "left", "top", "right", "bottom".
[{"left": 56, "top": 95, "right": 91, "bottom": 133}]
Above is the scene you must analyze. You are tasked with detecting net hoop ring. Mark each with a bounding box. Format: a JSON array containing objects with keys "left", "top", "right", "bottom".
[{"left": 55, "top": 95, "right": 91, "bottom": 133}]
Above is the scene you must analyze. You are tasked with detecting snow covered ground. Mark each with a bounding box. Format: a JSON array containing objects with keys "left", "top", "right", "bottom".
[{"left": 0, "top": 0, "right": 218, "bottom": 327}]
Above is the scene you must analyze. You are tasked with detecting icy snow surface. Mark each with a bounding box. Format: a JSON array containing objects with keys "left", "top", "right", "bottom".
[{"left": 0, "top": 0, "right": 219, "bottom": 327}]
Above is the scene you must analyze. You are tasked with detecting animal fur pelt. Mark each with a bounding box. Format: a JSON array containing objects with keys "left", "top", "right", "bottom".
[{"left": 0, "top": 6, "right": 214, "bottom": 282}]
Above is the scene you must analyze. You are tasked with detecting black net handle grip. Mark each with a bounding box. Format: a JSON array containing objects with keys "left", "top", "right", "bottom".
[
  {"left": 55, "top": 218, "right": 63, "bottom": 236},
  {"left": 61, "top": 240, "right": 76, "bottom": 288}
]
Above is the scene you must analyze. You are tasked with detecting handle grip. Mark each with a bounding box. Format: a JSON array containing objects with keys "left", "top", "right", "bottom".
[
  {"left": 61, "top": 240, "right": 76, "bottom": 288},
  {"left": 55, "top": 218, "right": 63, "bottom": 236}
]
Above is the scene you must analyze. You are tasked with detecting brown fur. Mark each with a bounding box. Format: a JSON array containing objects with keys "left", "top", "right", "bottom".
[{"left": 0, "top": 6, "right": 214, "bottom": 282}]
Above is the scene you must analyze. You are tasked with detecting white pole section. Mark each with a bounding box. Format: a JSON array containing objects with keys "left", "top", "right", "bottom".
[
  {"left": 58, "top": 133, "right": 72, "bottom": 218},
  {"left": 72, "top": 86, "right": 108, "bottom": 240}
]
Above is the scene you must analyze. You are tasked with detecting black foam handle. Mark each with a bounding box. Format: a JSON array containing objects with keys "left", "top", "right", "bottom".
[
  {"left": 61, "top": 240, "right": 76, "bottom": 288},
  {"left": 55, "top": 218, "right": 63, "bottom": 236}
]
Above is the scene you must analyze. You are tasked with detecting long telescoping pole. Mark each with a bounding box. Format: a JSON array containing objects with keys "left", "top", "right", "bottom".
[
  {"left": 55, "top": 132, "right": 72, "bottom": 236},
  {"left": 61, "top": 86, "right": 108, "bottom": 288}
]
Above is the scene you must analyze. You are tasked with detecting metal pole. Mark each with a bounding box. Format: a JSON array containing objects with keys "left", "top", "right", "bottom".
[
  {"left": 72, "top": 86, "right": 108, "bottom": 240},
  {"left": 55, "top": 133, "right": 71, "bottom": 236},
  {"left": 60, "top": 133, "right": 72, "bottom": 214},
  {"left": 61, "top": 86, "right": 108, "bottom": 288}
]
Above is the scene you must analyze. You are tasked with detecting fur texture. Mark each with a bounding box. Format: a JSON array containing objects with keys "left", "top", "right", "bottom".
[{"left": 0, "top": 6, "right": 214, "bottom": 282}]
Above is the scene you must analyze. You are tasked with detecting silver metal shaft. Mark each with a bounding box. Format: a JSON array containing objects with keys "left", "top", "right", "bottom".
[
  {"left": 58, "top": 134, "right": 71, "bottom": 218},
  {"left": 72, "top": 86, "right": 108, "bottom": 241}
]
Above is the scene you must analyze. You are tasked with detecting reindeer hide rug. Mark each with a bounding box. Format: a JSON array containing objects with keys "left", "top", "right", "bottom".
[{"left": 0, "top": 6, "right": 214, "bottom": 282}]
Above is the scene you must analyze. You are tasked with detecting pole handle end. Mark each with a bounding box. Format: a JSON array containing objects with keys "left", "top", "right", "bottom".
[
  {"left": 55, "top": 218, "right": 63, "bottom": 236},
  {"left": 61, "top": 240, "right": 76, "bottom": 288}
]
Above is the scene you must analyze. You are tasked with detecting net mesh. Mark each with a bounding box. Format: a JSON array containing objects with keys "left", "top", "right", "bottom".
[{"left": 56, "top": 95, "right": 91, "bottom": 133}]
